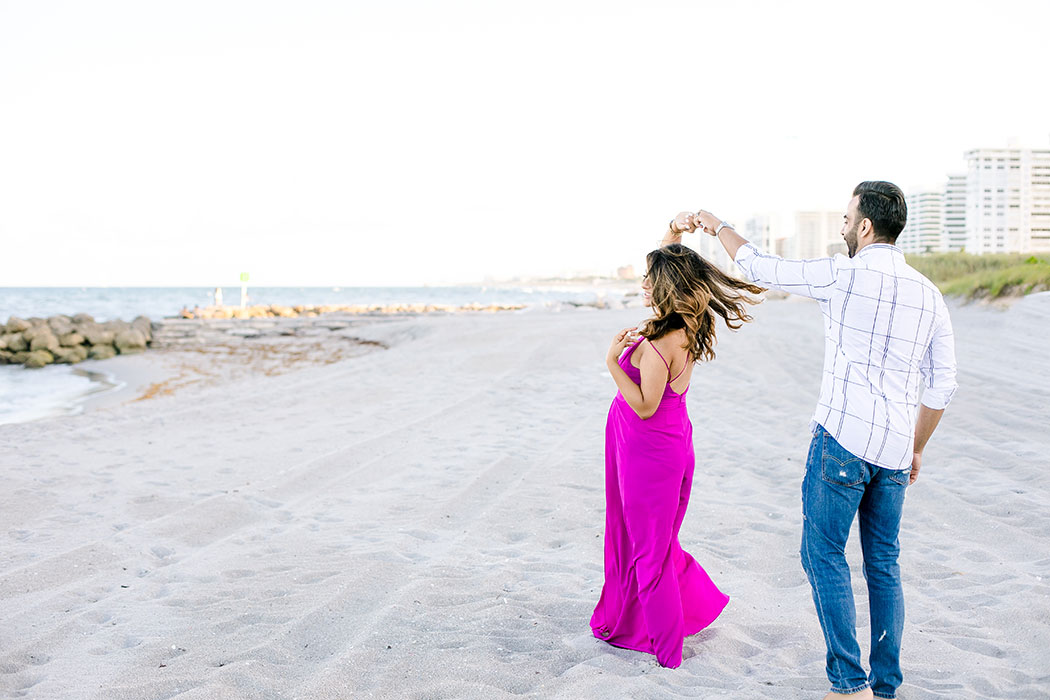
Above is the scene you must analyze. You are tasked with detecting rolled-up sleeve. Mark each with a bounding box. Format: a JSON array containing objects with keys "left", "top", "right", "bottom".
[
  {"left": 919, "top": 304, "right": 958, "bottom": 410},
  {"left": 734, "top": 243, "right": 839, "bottom": 301}
]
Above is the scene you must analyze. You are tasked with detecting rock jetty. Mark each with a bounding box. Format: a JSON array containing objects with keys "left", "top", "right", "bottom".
[
  {"left": 1, "top": 302, "right": 529, "bottom": 369},
  {"left": 0, "top": 314, "right": 151, "bottom": 368}
]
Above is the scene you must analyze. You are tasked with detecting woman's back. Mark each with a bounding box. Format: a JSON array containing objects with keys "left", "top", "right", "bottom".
[{"left": 629, "top": 329, "right": 693, "bottom": 397}]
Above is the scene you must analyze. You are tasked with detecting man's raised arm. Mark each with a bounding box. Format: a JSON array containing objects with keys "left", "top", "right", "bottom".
[{"left": 692, "top": 209, "right": 838, "bottom": 302}]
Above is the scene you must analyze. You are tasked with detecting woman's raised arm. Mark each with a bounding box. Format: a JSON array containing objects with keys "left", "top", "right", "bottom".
[{"left": 661, "top": 212, "right": 697, "bottom": 247}]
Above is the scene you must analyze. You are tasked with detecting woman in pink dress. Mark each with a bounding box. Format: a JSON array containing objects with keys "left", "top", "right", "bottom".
[{"left": 590, "top": 215, "right": 765, "bottom": 668}]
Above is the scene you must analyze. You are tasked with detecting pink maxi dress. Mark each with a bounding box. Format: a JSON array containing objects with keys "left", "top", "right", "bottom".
[{"left": 590, "top": 336, "right": 729, "bottom": 668}]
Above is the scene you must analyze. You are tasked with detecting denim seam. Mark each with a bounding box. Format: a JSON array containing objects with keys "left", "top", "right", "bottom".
[
  {"left": 802, "top": 505, "right": 841, "bottom": 684},
  {"left": 834, "top": 681, "right": 872, "bottom": 694},
  {"left": 823, "top": 452, "right": 862, "bottom": 467},
  {"left": 873, "top": 692, "right": 895, "bottom": 699}
]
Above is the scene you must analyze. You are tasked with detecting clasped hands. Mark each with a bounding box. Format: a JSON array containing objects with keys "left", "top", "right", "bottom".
[{"left": 670, "top": 210, "right": 723, "bottom": 236}]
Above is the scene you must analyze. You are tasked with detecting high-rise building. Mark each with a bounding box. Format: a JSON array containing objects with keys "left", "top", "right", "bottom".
[
  {"left": 743, "top": 215, "right": 772, "bottom": 253},
  {"left": 736, "top": 211, "right": 843, "bottom": 261},
  {"left": 694, "top": 213, "right": 789, "bottom": 273},
  {"left": 899, "top": 190, "right": 944, "bottom": 254},
  {"left": 692, "top": 222, "right": 736, "bottom": 273},
  {"left": 791, "top": 211, "right": 843, "bottom": 259},
  {"left": 965, "top": 148, "right": 1050, "bottom": 254},
  {"left": 742, "top": 213, "right": 793, "bottom": 258},
  {"left": 943, "top": 174, "right": 967, "bottom": 252}
]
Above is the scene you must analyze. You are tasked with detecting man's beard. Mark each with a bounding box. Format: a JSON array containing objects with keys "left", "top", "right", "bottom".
[{"left": 844, "top": 222, "right": 859, "bottom": 258}]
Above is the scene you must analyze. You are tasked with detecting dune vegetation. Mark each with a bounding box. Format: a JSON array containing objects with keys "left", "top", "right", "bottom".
[{"left": 907, "top": 252, "right": 1050, "bottom": 300}]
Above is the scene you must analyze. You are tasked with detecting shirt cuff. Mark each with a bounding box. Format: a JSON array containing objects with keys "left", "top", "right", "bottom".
[
  {"left": 734, "top": 242, "right": 759, "bottom": 265},
  {"left": 920, "top": 385, "right": 956, "bottom": 410}
]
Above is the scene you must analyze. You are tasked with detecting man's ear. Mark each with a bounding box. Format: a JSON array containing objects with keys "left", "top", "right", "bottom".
[{"left": 859, "top": 218, "right": 874, "bottom": 240}]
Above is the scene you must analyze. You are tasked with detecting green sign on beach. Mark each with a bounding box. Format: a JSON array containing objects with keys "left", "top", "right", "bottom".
[{"left": 240, "top": 272, "right": 249, "bottom": 282}]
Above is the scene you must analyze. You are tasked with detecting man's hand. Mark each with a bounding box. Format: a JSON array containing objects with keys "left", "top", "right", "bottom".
[
  {"left": 694, "top": 210, "right": 723, "bottom": 235},
  {"left": 909, "top": 451, "right": 922, "bottom": 485}
]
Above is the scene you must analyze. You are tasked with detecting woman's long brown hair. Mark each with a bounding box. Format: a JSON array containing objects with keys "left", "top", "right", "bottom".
[{"left": 638, "top": 244, "right": 765, "bottom": 363}]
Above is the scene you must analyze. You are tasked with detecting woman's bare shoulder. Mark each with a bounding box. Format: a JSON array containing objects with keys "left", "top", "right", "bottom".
[{"left": 652, "top": 328, "right": 688, "bottom": 350}]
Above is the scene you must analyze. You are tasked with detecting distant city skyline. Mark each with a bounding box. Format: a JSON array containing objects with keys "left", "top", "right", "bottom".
[
  {"left": 2, "top": 1, "right": 1049, "bottom": 286},
  {"left": 898, "top": 147, "right": 1050, "bottom": 255}
]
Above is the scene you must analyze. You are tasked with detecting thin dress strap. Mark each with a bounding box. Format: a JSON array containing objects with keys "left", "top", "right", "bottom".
[
  {"left": 644, "top": 338, "right": 671, "bottom": 380},
  {"left": 670, "top": 359, "right": 690, "bottom": 383}
]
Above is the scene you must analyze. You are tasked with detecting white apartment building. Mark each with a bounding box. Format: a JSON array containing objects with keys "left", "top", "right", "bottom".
[
  {"left": 726, "top": 210, "right": 839, "bottom": 262},
  {"left": 692, "top": 221, "right": 737, "bottom": 273},
  {"left": 965, "top": 148, "right": 1050, "bottom": 254},
  {"left": 944, "top": 174, "right": 967, "bottom": 252},
  {"left": 735, "top": 211, "right": 842, "bottom": 261},
  {"left": 742, "top": 213, "right": 792, "bottom": 256},
  {"left": 791, "top": 211, "right": 844, "bottom": 259},
  {"left": 899, "top": 190, "right": 945, "bottom": 254}
]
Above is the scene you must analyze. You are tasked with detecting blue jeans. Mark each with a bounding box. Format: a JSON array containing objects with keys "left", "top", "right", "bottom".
[{"left": 801, "top": 427, "right": 909, "bottom": 699}]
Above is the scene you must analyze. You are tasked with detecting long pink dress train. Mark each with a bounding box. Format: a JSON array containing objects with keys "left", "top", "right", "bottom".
[{"left": 590, "top": 336, "right": 729, "bottom": 668}]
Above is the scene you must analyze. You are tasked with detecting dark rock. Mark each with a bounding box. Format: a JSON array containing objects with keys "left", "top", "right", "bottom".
[
  {"left": 131, "top": 316, "right": 153, "bottom": 343},
  {"left": 59, "top": 332, "right": 85, "bottom": 347},
  {"left": 29, "top": 328, "right": 60, "bottom": 353},
  {"left": 79, "top": 324, "right": 115, "bottom": 346},
  {"left": 24, "top": 349, "right": 55, "bottom": 368},
  {"left": 88, "top": 344, "right": 117, "bottom": 360},
  {"left": 1, "top": 333, "right": 27, "bottom": 352},
  {"left": 105, "top": 320, "right": 132, "bottom": 334},
  {"left": 5, "top": 317, "right": 31, "bottom": 333},
  {"left": 48, "top": 315, "right": 75, "bottom": 336},
  {"left": 53, "top": 346, "right": 88, "bottom": 364},
  {"left": 115, "top": 329, "right": 147, "bottom": 354}
]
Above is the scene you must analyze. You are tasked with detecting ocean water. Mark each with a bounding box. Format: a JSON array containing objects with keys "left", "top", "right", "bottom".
[
  {"left": 0, "top": 364, "right": 118, "bottom": 425},
  {"left": 0, "top": 284, "right": 630, "bottom": 425},
  {"left": 0, "top": 284, "right": 622, "bottom": 323}
]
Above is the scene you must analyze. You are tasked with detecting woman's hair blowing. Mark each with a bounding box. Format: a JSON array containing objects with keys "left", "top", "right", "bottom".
[{"left": 638, "top": 244, "right": 765, "bottom": 363}]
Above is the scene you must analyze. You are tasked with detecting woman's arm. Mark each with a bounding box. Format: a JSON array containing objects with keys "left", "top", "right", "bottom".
[
  {"left": 661, "top": 212, "right": 698, "bottom": 247},
  {"left": 661, "top": 223, "right": 683, "bottom": 247},
  {"left": 606, "top": 334, "right": 667, "bottom": 420}
]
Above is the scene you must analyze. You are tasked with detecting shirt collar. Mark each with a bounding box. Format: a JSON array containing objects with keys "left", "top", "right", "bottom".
[{"left": 856, "top": 243, "right": 904, "bottom": 259}]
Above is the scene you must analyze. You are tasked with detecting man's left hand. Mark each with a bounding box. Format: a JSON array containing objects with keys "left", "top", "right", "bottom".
[{"left": 909, "top": 452, "right": 922, "bottom": 485}]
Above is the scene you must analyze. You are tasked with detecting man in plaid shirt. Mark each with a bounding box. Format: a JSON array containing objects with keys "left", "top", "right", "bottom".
[{"left": 674, "top": 182, "right": 957, "bottom": 700}]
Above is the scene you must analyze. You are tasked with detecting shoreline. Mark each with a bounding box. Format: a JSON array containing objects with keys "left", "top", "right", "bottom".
[
  {"left": 0, "top": 283, "right": 636, "bottom": 327},
  {"left": 0, "top": 301, "right": 645, "bottom": 426},
  {"left": 5, "top": 290, "right": 1042, "bottom": 427}
]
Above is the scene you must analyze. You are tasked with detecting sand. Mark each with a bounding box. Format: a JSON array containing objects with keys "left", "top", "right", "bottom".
[{"left": 1, "top": 295, "right": 1049, "bottom": 699}]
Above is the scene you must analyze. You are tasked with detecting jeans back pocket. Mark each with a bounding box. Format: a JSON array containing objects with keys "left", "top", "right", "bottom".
[
  {"left": 886, "top": 467, "right": 911, "bottom": 487},
  {"left": 820, "top": 430, "right": 867, "bottom": 486}
]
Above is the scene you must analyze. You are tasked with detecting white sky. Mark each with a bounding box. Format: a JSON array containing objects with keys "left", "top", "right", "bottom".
[{"left": 1, "top": 0, "right": 1048, "bottom": 286}]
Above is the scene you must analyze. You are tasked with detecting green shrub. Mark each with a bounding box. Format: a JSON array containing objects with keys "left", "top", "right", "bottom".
[{"left": 906, "top": 252, "right": 1050, "bottom": 299}]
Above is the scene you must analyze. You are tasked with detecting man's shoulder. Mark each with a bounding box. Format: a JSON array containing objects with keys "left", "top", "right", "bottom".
[
  {"left": 891, "top": 262, "right": 952, "bottom": 319},
  {"left": 896, "top": 261, "right": 944, "bottom": 296}
]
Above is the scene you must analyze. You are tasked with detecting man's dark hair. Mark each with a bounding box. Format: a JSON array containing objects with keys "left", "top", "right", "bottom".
[{"left": 853, "top": 181, "right": 907, "bottom": 243}]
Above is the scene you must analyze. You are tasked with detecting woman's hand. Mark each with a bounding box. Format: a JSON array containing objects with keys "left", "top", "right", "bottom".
[
  {"left": 607, "top": 326, "right": 638, "bottom": 363},
  {"left": 672, "top": 211, "right": 697, "bottom": 234}
]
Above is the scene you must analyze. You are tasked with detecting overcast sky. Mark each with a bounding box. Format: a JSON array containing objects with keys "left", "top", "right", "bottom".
[{"left": 2, "top": 0, "right": 1048, "bottom": 286}]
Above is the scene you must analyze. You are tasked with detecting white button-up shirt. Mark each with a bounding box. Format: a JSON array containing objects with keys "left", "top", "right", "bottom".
[{"left": 735, "top": 242, "right": 958, "bottom": 471}]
